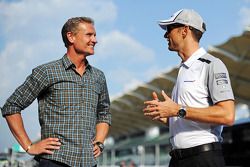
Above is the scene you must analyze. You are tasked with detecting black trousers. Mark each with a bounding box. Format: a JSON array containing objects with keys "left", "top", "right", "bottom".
[
  {"left": 38, "top": 158, "right": 97, "bottom": 167},
  {"left": 39, "top": 158, "right": 70, "bottom": 167},
  {"left": 169, "top": 149, "right": 225, "bottom": 167}
]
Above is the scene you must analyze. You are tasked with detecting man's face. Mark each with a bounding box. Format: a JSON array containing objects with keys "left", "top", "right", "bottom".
[
  {"left": 164, "top": 24, "right": 184, "bottom": 52},
  {"left": 72, "top": 22, "right": 97, "bottom": 56}
]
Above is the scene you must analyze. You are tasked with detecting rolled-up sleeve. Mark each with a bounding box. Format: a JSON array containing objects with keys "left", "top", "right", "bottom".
[
  {"left": 96, "top": 74, "right": 111, "bottom": 126},
  {"left": 1, "top": 66, "right": 48, "bottom": 117}
]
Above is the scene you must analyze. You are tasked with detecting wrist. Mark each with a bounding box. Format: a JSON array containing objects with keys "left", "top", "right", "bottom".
[
  {"left": 95, "top": 141, "right": 104, "bottom": 152},
  {"left": 25, "top": 143, "right": 32, "bottom": 153},
  {"left": 177, "top": 105, "right": 187, "bottom": 118},
  {"left": 173, "top": 104, "right": 181, "bottom": 117}
]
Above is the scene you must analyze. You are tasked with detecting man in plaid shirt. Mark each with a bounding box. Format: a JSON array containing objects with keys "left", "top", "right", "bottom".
[{"left": 1, "top": 17, "right": 111, "bottom": 167}]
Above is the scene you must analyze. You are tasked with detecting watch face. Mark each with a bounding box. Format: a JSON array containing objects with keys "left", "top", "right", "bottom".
[
  {"left": 99, "top": 143, "right": 104, "bottom": 149},
  {"left": 178, "top": 109, "right": 186, "bottom": 118}
]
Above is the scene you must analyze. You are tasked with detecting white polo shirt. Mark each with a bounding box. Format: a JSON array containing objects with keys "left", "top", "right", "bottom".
[{"left": 170, "top": 48, "right": 234, "bottom": 149}]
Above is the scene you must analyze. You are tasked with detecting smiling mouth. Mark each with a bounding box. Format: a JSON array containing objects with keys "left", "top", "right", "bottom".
[{"left": 89, "top": 43, "right": 95, "bottom": 48}]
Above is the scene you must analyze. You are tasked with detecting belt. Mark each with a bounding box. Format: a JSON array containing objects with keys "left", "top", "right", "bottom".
[{"left": 169, "top": 142, "right": 222, "bottom": 160}]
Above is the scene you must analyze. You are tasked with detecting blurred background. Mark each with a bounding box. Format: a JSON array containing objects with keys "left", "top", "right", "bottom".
[{"left": 0, "top": 0, "right": 250, "bottom": 166}]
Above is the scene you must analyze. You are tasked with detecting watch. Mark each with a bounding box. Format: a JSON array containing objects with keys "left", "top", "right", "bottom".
[
  {"left": 177, "top": 106, "right": 186, "bottom": 118},
  {"left": 95, "top": 141, "right": 104, "bottom": 152}
]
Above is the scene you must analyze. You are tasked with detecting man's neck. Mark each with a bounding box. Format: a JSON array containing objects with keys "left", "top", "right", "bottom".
[
  {"left": 179, "top": 43, "right": 200, "bottom": 62},
  {"left": 66, "top": 50, "right": 87, "bottom": 76}
]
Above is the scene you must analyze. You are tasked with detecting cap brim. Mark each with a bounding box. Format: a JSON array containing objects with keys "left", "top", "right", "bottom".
[
  {"left": 158, "top": 9, "right": 184, "bottom": 30},
  {"left": 158, "top": 20, "right": 176, "bottom": 30}
]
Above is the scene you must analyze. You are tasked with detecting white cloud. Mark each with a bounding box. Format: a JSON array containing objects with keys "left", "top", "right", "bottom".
[
  {"left": 95, "top": 30, "right": 155, "bottom": 63},
  {"left": 236, "top": 103, "right": 250, "bottom": 120},
  {"left": 0, "top": 0, "right": 117, "bottom": 35},
  {"left": 108, "top": 69, "right": 143, "bottom": 100},
  {"left": 88, "top": 30, "right": 159, "bottom": 98},
  {"left": 239, "top": 7, "right": 250, "bottom": 28}
]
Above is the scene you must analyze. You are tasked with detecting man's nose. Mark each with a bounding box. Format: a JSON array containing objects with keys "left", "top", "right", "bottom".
[{"left": 164, "top": 32, "right": 168, "bottom": 38}]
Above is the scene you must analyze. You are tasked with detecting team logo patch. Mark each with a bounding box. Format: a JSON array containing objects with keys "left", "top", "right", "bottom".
[
  {"left": 216, "top": 79, "right": 228, "bottom": 85},
  {"left": 215, "top": 73, "right": 227, "bottom": 79}
]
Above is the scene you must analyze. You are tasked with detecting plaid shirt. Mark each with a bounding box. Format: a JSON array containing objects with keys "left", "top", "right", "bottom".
[{"left": 1, "top": 54, "right": 111, "bottom": 167}]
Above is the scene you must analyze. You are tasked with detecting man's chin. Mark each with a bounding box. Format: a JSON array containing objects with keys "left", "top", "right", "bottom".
[
  {"left": 168, "top": 47, "right": 174, "bottom": 51},
  {"left": 89, "top": 49, "right": 95, "bottom": 55},
  {"left": 86, "top": 54, "right": 94, "bottom": 57},
  {"left": 168, "top": 46, "right": 177, "bottom": 52},
  {"left": 84, "top": 51, "right": 95, "bottom": 56}
]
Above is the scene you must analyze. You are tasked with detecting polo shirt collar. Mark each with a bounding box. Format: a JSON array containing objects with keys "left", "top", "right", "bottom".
[{"left": 181, "top": 47, "right": 207, "bottom": 68}]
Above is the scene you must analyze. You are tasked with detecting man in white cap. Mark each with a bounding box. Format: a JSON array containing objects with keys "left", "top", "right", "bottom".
[{"left": 143, "top": 9, "right": 235, "bottom": 167}]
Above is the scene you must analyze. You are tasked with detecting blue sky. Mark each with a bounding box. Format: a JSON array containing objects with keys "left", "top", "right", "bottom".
[{"left": 0, "top": 0, "right": 250, "bottom": 152}]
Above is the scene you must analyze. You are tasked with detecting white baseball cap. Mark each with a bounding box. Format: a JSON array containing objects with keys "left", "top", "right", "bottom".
[{"left": 158, "top": 9, "right": 206, "bottom": 33}]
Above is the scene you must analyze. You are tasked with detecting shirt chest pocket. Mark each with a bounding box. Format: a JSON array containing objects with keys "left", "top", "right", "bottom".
[
  {"left": 81, "top": 82, "right": 101, "bottom": 108},
  {"left": 50, "top": 80, "right": 101, "bottom": 109},
  {"left": 51, "top": 82, "right": 83, "bottom": 107}
]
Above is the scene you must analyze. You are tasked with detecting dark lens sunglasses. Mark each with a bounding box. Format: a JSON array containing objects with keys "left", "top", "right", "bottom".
[{"left": 164, "top": 24, "right": 185, "bottom": 37}]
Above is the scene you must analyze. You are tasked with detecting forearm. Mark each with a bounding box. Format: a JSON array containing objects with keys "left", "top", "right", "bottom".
[
  {"left": 95, "top": 122, "right": 110, "bottom": 143},
  {"left": 5, "top": 113, "right": 32, "bottom": 151},
  {"left": 144, "top": 92, "right": 235, "bottom": 126},
  {"left": 185, "top": 100, "right": 235, "bottom": 126}
]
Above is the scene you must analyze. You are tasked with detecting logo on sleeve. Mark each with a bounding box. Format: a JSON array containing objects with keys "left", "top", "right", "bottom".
[
  {"left": 215, "top": 73, "right": 227, "bottom": 79},
  {"left": 216, "top": 80, "right": 228, "bottom": 85}
]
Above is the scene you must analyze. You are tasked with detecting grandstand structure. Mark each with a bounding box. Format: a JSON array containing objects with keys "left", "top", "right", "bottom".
[{"left": 99, "top": 27, "right": 250, "bottom": 166}]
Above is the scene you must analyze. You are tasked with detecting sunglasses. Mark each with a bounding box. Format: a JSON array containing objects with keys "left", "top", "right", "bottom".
[{"left": 164, "top": 24, "right": 185, "bottom": 37}]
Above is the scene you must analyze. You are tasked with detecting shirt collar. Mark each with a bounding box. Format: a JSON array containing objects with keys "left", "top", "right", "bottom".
[
  {"left": 62, "top": 54, "right": 92, "bottom": 71},
  {"left": 181, "top": 47, "right": 207, "bottom": 68},
  {"left": 62, "top": 54, "right": 74, "bottom": 69}
]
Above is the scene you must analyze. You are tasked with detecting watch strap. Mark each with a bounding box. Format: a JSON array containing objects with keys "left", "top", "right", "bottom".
[{"left": 95, "top": 141, "right": 104, "bottom": 152}]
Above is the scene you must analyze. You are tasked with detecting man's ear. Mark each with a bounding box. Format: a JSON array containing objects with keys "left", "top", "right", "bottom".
[
  {"left": 182, "top": 26, "right": 188, "bottom": 38},
  {"left": 66, "top": 32, "right": 75, "bottom": 43}
]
